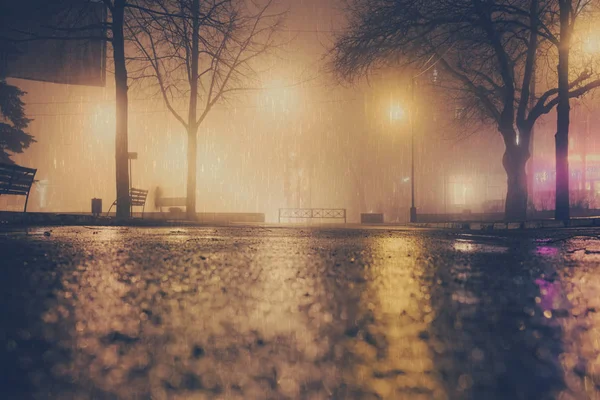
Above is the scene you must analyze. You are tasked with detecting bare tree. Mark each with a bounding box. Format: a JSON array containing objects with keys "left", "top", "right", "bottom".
[
  {"left": 1, "top": 0, "right": 140, "bottom": 219},
  {"left": 544, "top": 0, "right": 600, "bottom": 221},
  {"left": 331, "top": 0, "right": 600, "bottom": 221},
  {"left": 127, "top": 0, "right": 284, "bottom": 219},
  {"left": 556, "top": 0, "right": 573, "bottom": 222},
  {"left": 108, "top": 0, "right": 132, "bottom": 219}
]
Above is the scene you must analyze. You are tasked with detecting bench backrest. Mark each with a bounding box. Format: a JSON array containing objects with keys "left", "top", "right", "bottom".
[
  {"left": 130, "top": 188, "right": 148, "bottom": 206},
  {"left": 0, "top": 163, "right": 37, "bottom": 195},
  {"left": 279, "top": 208, "right": 347, "bottom": 220}
]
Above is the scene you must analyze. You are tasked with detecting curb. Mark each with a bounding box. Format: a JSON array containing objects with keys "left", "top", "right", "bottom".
[
  {"left": 410, "top": 218, "right": 600, "bottom": 231},
  {"left": 0, "top": 214, "right": 217, "bottom": 228}
]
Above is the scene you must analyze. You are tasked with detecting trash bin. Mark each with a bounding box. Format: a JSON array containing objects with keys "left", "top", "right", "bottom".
[
  {"left": 361, "top": 213, "right": 384, "bottom": 224},
  {"left": 91, "top": 198, "right": 102, "bottom": 217}
]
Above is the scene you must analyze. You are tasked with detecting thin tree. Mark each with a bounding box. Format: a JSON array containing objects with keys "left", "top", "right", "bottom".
[
  {"left": 0, "top": 0, "right": 158, "bottom": 219},
  {"left": 556, "top": 0, "right": 573, "bottom": 221},
  {"left": 546, "top": 0, "right": 600, "bottom": 221},
  {"left": 108, "top": 0, "right": 132, "bottom": 219},
  {"left": 489, "top": 0, "right": 600, "bottom": 221},
  {"left": 128, "top": 0, "right": 283, "bottom": 219},
  {"left": 331, "top": 0, "right": 600, "bottom": 221}
]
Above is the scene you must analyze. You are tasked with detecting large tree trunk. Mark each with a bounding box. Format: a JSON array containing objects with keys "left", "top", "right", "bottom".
[
  {"left": 503, "top": 149, "right": 529, "bottom": 221},
  {"left": 555, "top": 131, "right": 570, "bottom": 221},
  {"left": 555, "top": 0, "right": 572, "bottom": 222},
  {"left": 113, "top": 0, "right": 130, "bottom": 219},
  {"left": 502, "top": 127, "right": 530, "bottom": 221}
]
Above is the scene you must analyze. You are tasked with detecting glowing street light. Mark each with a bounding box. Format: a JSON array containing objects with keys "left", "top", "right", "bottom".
[
  {"left": 389, "top": 104, "right": 406, "bottom": 122},
  {"left": 574, "top": 27, "right": 600, "bottom": 195},
  {"left": 583, "top": 32, "right": 600, "bottom": 54}
]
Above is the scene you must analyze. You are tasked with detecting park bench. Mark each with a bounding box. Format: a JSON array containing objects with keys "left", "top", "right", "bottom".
[
  {"left": 278, "top": 208, "right": 347, "bottom": 223},
  {"left": 155, "top": 196, "right": 186, "bottom": 213},
  {"left": 0, "top": 162, "right": 37, "bottom": 212},
  {"left": 107, "top": 188, "right": 148, "bottom": 218}
]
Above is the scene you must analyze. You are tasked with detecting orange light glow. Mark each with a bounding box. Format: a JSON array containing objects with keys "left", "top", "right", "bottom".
[
  {"left": 569, "top": 154, "right": 600, "bottom": 163},
  {"left": 583, "top": 33, "right": 600, "bottom": 54},
  {"left": 91, "top": 104, "right": 116, "bottom": 139},
  {"left": 389, "top": 104, "right": 406, "bottom": 122},
  {"left": 260, "top": 79, "right": 298, "bottom": 115}
]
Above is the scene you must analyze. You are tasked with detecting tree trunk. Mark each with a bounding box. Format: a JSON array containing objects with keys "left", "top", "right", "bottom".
[
  {"left": 503, "top": 149, "right": 529, "bottom": 221},
  {"left": 527, "top": 62, "right": 537, "bottom": 211},
  {"left": 555, "top": 132, "right": 570, "bottom": 221},
  {"left": 555, "top": 0, "right": 572, "bottom": 222},
  {"left": 186, "top": 129, "right": 197, "bottom": 219},
  {"left": 502, "top": 127, "right": 530, "bottom": 221},
  {"left": 113, "top": 0, "right": 130, "bottom": 219},
  {"left": 185, "top": 0, "right": 200, "bottom": 220}
]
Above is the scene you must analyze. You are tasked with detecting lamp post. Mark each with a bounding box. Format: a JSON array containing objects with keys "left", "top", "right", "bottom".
[
  {"left": 580, "top": 27, "right": 600, "bottom": 200},
  {"left": 128, "top": 152, "right": 138, "bottom": 215},
  {"left": 409, "top": 78, "right": 417, "bottom": 223},
  {"left": 389, "top": 79, "right": 417, "bottom": 223}
]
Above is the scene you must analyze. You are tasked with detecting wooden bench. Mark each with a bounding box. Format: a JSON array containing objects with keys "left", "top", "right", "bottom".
[
  {"left": 107, "top": 188, "right": 148, "bottom": 218},
  {"left": 0, "top": 163, "right": 37, "bottom": 212}
]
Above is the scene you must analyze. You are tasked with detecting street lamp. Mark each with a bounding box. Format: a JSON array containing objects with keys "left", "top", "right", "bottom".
[
  {"left": 128, "top": 152, "right": 138, "bottom": 215},
  {"left": 409, "top": 78, "right": 417, "bottom": 223},
  {"left": 389, "top": 80, "right": 417, "bottom": 223},
  {"left": 583, "top": 32, "right": 600, "bottom": 54},
  {"left": 389, "top": 104, "right": 406, "bottom": 122},
  {"left": 576, "top": 27, "right": 600, "bottom": 198}
]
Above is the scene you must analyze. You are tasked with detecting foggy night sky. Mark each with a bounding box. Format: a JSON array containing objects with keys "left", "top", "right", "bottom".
[{"left": 3, "top": 0, "right": 588, "bottom": 222}]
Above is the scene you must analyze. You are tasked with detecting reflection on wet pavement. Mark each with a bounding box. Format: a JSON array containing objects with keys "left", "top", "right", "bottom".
[
  {"left": 1, "top": 227, "right": 600, "bottom": 399},
  {"left": 453, "top": 239, "right": 508, "bottom": 254}
]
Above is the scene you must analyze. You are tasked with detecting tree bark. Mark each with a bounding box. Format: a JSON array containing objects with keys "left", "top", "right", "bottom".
[
  {"left": 185, "top": 0, "right": 200, "bottom": 220},
  {"left": 555, "top": 131, "right": 570, "bottom": 221},
  {"left": 555, "top": 0, "right": 572, "bottom": 222},
  {"left": 502, "top": 127, "right": 530, "bottom": 221},
  {"left": 113, "top": 0, "right": 130, "bottom": 219}
]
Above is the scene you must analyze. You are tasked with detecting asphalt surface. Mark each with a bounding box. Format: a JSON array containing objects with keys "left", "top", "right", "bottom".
[{"left": 1, "top": 225, "right": 600, "bottom": 400}]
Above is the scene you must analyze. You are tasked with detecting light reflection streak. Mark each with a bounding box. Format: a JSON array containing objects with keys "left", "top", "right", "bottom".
[
  {"left": 556, "top": 238, "right": 600, "bottom": 398},
  {"left": 453, "top": 239, "right": 508, "bottom": 254},
  {"left": 352, "top": 236, "right": 443, "bottom": 399},
  {"left": 60, "top": 228, "right": 145, "bottom": 394},
  {"left": 535, "top": 246, "right": 559, "bottom": 257},
  {"left": 240, "top": 236, "right": 329, "bottom": 397}
]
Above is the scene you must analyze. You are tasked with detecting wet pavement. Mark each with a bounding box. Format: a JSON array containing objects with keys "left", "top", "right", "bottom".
[{"left": 1, "top": 226, "right": 600, "bottom": 399}]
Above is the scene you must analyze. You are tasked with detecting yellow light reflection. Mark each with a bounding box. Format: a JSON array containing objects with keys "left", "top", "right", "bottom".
[
  {"left": 556, "top": 240, "right": 600, "bottom": 398},
  {"left": 352, "top": 237, "right": 442, "bottom": 399}
]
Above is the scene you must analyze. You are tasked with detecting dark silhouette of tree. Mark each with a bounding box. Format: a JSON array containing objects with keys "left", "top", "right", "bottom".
[
  {"left": 127, "top": 0, "right": 284, "bottom": 219},
  {"left": 331, "top": 0, "right": 600, "bottom": 221},
  {"left": 1, "top": 0, "right": 138, "bottom": 219},
  {"left": 549, "top": 0, "right": 600, "bottom": 221},
  {"left": 0, "top": 81, "right": 34, "bottom": 164}
]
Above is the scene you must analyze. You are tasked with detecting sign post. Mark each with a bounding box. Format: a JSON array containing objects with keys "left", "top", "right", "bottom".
[{"left": 128, "top": 152, "right": 138, "bottom": 215}]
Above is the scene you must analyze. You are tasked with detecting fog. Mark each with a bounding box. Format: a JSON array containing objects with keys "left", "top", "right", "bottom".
[{"left": 3, "top": 0, "right": 598, "bottom": 222}]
